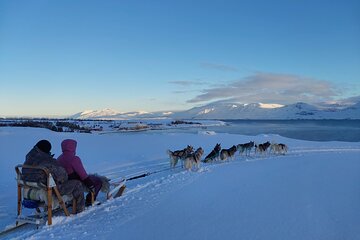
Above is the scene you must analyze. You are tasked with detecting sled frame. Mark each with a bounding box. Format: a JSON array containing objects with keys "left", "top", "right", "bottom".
[{"left": 15, "top": 164, "right": 76, "bottom": 225}]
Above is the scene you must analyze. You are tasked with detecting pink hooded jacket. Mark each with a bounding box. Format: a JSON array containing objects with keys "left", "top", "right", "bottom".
[{"left": 57, "top": 139, "right": 88, "bottom": 181}]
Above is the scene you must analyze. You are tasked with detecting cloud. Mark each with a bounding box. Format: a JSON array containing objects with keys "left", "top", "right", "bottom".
[
  {"left": 172, "top": 90, "right": 200, "bottom": 94},
  {"left": 335, "top": 95, "right": 360, "bottom": 105},
  {"left": 201, "top": 62, "right": 239, "bottom": 72},
  {"left": 187, "top": 72, "right": 342, "bottom": 104},
  {"left": 168, "top": 80, "right": 209, "bottom": 94},
  {"left": 168, "top": 80, "right": 207, "bottom": 86}
]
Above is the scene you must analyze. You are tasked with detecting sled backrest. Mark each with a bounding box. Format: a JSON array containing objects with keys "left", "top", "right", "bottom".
[{"left": 15, "top": 164, "right": 48, "bottom": 189}]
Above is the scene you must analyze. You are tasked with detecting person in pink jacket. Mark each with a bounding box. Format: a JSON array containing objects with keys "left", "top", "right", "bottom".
[{"left": 57, "top": 139, "right": 102, "bottom": 206}]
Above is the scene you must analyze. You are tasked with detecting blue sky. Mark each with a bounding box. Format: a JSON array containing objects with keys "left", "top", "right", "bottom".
[{"left": 0, "top": 0, "right": 359, "bottom": 116}]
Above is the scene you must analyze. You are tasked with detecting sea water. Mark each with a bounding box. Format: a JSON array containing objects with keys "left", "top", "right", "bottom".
[{"left": 206, "top": 120, "right": 360, "bottom": 142}]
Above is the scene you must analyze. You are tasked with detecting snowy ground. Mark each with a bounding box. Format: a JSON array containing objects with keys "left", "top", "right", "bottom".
[{"left": 0, "top": 127, "right": 360, "bottom": 239}]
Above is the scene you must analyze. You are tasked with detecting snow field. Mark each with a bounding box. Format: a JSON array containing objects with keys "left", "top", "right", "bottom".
[{"left": 0, "top": 127, "right": 360, "bottom": 239}]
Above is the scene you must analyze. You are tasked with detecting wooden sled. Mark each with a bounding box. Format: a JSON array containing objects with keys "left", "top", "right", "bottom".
[{"left": 15, "top": 164, "right": 78, "bottom": 226}]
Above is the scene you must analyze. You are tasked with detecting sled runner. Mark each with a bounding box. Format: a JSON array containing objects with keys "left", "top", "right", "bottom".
[{"left": 107, "top": 178, "right": 127, "bottom": 199}]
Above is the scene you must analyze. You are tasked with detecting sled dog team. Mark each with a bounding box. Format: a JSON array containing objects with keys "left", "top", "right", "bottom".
[{"left": 167, "top": 141, "right": 288, "bottom": 170}]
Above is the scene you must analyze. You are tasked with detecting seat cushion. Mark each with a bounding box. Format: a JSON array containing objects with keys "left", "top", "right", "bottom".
[{"left": 23, "top": 187, "right": 73, "bottom": 209}]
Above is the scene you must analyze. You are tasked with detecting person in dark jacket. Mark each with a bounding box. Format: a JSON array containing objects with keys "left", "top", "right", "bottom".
[
  {"left": 57, "top": 139, "right": 103, "bottom": 206},
  {"left": 23, "top": 140, "right": 85, "bottom": 213}
]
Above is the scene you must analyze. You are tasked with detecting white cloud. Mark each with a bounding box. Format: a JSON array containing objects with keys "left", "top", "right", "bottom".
[{"left": 188, "top": 72, "right": 342, "bottom": 104}]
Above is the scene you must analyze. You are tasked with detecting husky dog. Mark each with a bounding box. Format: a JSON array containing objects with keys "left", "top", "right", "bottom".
[
  {"left": 270, "top": 143, "right": 288, "bottom": 155},
  {"left": 237, "top": 141, "right": 254, "bottom": 156},
  {"left": 83, "top": 174, "right": 111, "bottom": 194},
  {"left": 255, "top": 141, "right": 271, "bottom": 155},
  {"left": 184, "top": 147, "right": 204, "bottom": 170},
  {"left": 220, "top": 145, "right": 237, "bottom": 161},
  {"left": 204, "top": 143, "right": 221, "bottom": 162},
  {"left": 167, "top": 145, "right": 194, "bottom": 168}
]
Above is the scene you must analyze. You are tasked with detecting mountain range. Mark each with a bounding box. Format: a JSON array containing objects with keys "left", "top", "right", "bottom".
[{"left": 70, "top": 100, "right": 360, "bottom": 120}]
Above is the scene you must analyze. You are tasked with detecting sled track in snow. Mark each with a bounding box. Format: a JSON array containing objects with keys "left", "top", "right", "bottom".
[
  {"left": 99, "top": 159, "right": 170, "bottom": 183},
  {"left": 289, "top": 147, "right": 360, "bottom": 154},
  {"left": 5, "top": 168, "right": 199, "bottom": 240}
]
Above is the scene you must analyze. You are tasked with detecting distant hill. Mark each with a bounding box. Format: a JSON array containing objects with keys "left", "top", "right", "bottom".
[
  {"left": 171, "top": 101, "right": 360, "bottom": 119},
  {"left": 70, "top": 101, "right": 360, "bottom": 120},
  {"left": 70, "top": 108, "right": 172, "bottom": 120}
]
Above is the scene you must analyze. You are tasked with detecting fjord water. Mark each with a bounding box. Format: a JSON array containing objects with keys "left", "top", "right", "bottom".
[{"left": 207, "top": 120, "right": 360, "bottom": 142}]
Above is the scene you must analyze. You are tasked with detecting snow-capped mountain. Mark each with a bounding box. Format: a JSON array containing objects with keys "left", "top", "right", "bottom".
[
  {"left": 70, "top": 108, "right": 172, "bottom": 120},
  {"left": 70, "top": 101, "right": 360, "bottom": 120},
  {"left": 172, "top": 102, "right": 275, "bottom": 119},
  {"left": 172, "top": 101, "right": 360, "bottom": 119},
  {"left": 71, "top": 108, "right": 121, "bottom": 119}
]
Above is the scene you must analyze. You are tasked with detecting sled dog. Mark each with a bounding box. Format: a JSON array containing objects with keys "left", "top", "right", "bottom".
[
  {"left": 270, "top": 143, "right": 288, "bottom": 155},
  {"left": 220, "top": 145, "right": 237, "bottom": 161},
  {"left": 83, "top": 174, "right": 111, "bottom": 194},
  {"left": 167, "top": 145, "right": 194, "bottom": 168},
  {"left": 237, "top": 141, "right": 254, "bottom": 156},
  {"left": 184, "top": 147, "right": 204, "bottom": 170},
  {"left": 255, "top": 141, "right": 271, "bottom": 155},
  {"left": 204, "top": 143, "right": 221, "bottom": 162}
]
